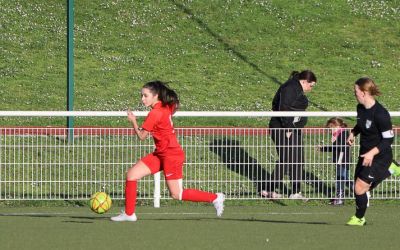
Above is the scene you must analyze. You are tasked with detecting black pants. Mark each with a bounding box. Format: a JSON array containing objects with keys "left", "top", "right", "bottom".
[{"left": 270, "top": 129, "right": 304, "bottom": 194}]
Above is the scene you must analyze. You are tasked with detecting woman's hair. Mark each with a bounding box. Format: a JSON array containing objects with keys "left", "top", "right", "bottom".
[
  {"left": 325, "top": 117, "right": 347, "bottom": 128},
  {"left": 142, "top": 80, "right": 180, "bottom": 109},
  {"left": 290, "top": 70, "right": 317, "bottom": 83},
  {"left": 355, "top": 77, "right": 381, "bottom": 96}
]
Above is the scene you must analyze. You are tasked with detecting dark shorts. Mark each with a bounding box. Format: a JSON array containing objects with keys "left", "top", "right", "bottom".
[
  {"left": 355, "top": 157, "right": 391, "bottom": 189},
  {"left": 140, "top": 148, "right": 185, "bottom": 180}
]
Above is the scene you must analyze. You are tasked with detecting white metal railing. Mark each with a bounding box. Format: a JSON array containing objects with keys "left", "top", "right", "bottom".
[{"left": 0, "top": 111, "right": 399, "bottom": 206}]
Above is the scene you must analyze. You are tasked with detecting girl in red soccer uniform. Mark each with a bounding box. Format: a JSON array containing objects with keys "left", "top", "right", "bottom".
[{"left": 111, "top": 81, "right": 225, "bottom": 222}]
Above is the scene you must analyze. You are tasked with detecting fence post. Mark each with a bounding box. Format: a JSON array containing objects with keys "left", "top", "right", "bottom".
[{"left": 153, "top": 172, "right": 161, "bottom": 208}]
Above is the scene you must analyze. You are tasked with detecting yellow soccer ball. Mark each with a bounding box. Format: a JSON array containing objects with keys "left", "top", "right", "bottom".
[{"left": 89, "top": 192, "right": 112, "bottom": 214}]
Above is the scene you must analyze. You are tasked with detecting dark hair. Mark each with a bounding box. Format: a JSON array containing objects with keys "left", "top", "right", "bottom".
[
  {"left": 355, "top": 77, "right": 381, "bottom": 96},
  {"left": 142, "top": 80, "right": 180, "bottom": 109},
  {"left": 290, "top": 70, "right": 317, "bottom": 83},
  {"left": 326, "top": 117, "right": 347, "bottom": 128}
]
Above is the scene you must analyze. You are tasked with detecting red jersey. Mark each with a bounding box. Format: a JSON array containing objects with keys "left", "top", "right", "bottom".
[{"left": 141, "top": 102, "right": 181, "bottom": 153}]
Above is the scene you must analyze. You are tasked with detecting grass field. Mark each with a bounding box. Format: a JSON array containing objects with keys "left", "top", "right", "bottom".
[{"left": 0, "top": 202, "right": 399, "bottom": 250}]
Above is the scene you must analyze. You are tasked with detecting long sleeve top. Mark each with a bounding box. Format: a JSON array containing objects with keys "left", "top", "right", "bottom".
[
  {"left": 352, "top": 101, "right": 393, "bottom": 162},
  {"left": 269, "top": 78, "right": 308, "bottom": 129},
  {"left": 320, "top": 129, "right": 351, "bottom": 166}
]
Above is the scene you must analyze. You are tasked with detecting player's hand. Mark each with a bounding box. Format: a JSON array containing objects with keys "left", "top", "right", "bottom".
[
  {"left": 347, "top": 133, "right": 355, "bottom": 146},
  {"left": 127, "top": 109, "right": 136, "bottom": 123},
  {"left": 286, "top": 131, "right": 292, "bottom": 138},
  {"left": 360, "top": 152, "right": 374, "bottom": 167}
]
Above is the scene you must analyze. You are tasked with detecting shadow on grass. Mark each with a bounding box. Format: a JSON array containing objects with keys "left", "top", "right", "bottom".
[
  {"left": 170, "top": 0, "right": 328, "bottom": 111},
  {"left": 135, "top": 217, "right": 328, "bottom": 225},
  {"left": 209, "top": 138, "right": 271, "bottom": 194},
  {"left": 0, "top": 213, "right": 329, "bottom": 225},
  {"left": 221, "top": 217, "right": 328, "bottom": 225},
  {"left": 0, "top": 213, "right": 109, "bottom": 221},
  {"left": 170, "top": 0, "right": 281, "bottom": 86},
  {"left": 210, "top": 138, "right": 333, "bottom": 199}
]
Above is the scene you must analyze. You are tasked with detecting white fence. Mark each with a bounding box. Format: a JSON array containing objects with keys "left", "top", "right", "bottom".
[{"left": 0, "top": 111, "right": 399, "bottom": 204}]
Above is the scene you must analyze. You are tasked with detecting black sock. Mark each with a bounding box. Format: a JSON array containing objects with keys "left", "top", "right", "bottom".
[{"left": 355, "top": 193, "right": 368, "bottom": 218}]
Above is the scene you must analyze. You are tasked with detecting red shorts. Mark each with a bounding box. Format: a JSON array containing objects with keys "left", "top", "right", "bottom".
[{"left": 140, "top": 148, "right": 185, "bottom": 180}]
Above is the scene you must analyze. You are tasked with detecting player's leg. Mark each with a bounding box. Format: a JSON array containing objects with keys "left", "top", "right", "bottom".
[
  {"left": 346, "top": 159, "right": 368, "bottom": 226},
  {"left": 333, "top": 165, "right": 345, "bottom": 205},
  {"left": 263, "top": 129, "right": 286, "bottom": 198},
  {"left": 163, "top": 151, "right": 225, "bottom": 216},
  {"left": 346, "top": 157, "right": 392, "bottom": 226},
  {"left": 288, "top": 131, "right": 307, "bottom": 200},
  {"left": 124, "top": 161, "right": 152, "bottom": 214},
  {"left": 346, "top": 177, "right": 369, "bottom": 226},
  {"left": 111, "top": 154, "right": 158, "bottom": 222},
  {"left": 166, "top": 179, "right": 225, "bottom": 217}
]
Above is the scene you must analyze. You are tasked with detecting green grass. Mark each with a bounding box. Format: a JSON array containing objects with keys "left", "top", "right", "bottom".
[
  {"left": 1, "top": 0, "right": 399, "bottom": 127},
  {"left": 1, "top": 203, "right": 399, "bottom": 250}
]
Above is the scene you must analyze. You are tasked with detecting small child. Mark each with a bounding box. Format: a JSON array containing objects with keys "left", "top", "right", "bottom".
[{"left": 318, "top": 117, "right": 352, "bottom": 205}]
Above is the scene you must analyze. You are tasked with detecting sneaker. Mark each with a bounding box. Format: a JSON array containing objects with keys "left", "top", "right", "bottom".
[
  {"left": 331, "top": 192, "right": 344, "bottom": 205},
  {"left": 289, "top": 192, "right": 308, "bottom": 202},
  {"left": 332, "top": 199, "right": 344, "bottom": 206},
  {"left": 213, "top": 193, "right": 225, "bottom": 217},
  {"left": 346, "top": 215, "right": 366, "bottom": 226},
  {"left": 389, "top": 160, "right": 400, "bottom": 177},
  {"left": 111, "top": 211, "right": 137, "bottom": 222},
  {"left": 261, "top": 190, "right": 282, "bottom": 199}
]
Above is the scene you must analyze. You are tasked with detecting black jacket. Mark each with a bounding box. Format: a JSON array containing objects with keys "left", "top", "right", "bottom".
[
  {"left": 320, "top": 130, "right": 351, "bottom": 166},
  {"left": 269, "top": 78, "right": 308, "bottom": 128}
]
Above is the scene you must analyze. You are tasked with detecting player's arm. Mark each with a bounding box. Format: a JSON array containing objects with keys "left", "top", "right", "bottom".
[
  {"left": 348, "top": 125, "right": 360, "bottom": 146},
  {"left": 360, "top": 147, "right": 379, "bottom": 167},
  {"left": 348, "top": 106, "right": 362, "bottom": 145},
  {"left": 127, "top": 109, "right": 149, "bottom": 141},
  {"left": 374, "top": 109, "right": 394, "bottom": 154}
]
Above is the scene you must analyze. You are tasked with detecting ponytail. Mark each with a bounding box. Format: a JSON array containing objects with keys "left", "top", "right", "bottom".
[
  {"left": 289, "top": 71, "right": 300, "bottom": 80},
  {"left": 355, "top": 77, "right": 381, "bottom": 96},
  {"left": 290, "top": 70, "right": 317, "bottom": 83},
  {"left": 143, "top": 81, "right": 180, "bottom": 110}
]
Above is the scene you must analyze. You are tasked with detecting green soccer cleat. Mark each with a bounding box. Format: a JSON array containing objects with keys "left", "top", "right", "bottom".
[
  {"left": 389, "top": 160, "right": 400, "bottom": 177},
  {"left": 346, "top": 215, "right": 366, "bottom": 226}
]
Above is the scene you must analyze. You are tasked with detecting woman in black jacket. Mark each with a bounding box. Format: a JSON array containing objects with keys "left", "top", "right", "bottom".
[{"left": 263, "top": 70, "right": 317, "bottom": 200}]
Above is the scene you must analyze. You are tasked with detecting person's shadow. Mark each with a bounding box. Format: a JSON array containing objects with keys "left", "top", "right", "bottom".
[
  {"left": 209, "top": 138, "right": 273, "bottom": 194},
  {"left": 209, "top": 138, "right": 332, "bottom": 197}
]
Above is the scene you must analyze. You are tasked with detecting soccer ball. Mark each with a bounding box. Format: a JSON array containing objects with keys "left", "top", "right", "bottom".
[{"left": 89, "top": 192, "right": 112, "bottom": 214}]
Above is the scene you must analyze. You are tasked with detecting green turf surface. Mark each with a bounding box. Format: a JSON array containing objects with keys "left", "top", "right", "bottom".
[{"left": 1, "top": 203, "right": 398, "bottom": 250}]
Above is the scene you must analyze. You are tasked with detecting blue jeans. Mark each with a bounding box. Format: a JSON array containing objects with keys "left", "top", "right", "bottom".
[{"left": 336, "top": 164, "right": 352, "bottom": 195}]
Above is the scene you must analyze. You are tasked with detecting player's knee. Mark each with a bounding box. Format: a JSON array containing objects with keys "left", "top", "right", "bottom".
[
  {"left": 126, "top": 167, "right": 139, "bottom": 181},
  {"left": 354, "top": 182, "right": 368, "bottom": 195}
]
